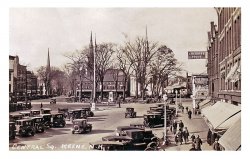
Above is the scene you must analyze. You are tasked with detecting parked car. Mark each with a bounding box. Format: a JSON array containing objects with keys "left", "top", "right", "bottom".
[
  {"left": 50, "top": 98, "right": 56, "bottom": 104},
  {"left": 89, "top": 141, "right": 128, "bottom": 151},
  {"left": 15, "top": 119, "right": 35, "bottom": 137},
  {"left": 40, "top": 114, "right": 52, "bottom": 128},
  {"left": 81, "top": 107, "right": 94, "bottom": 117},
  {"left": 124, "top": 129, "right": 147, "bottom": 150},
  {"left": 115, "top": 126, "right": 144, "bottom": 136},
  {"left": 30, "top": 116, "right": 45, "bottom": 133},
  {"left": 58, "top": 108, "right": 69, "bottom": 119},
  {"left": 69, "top": 109, "right": 87, "bottom": 120},
  {"left": 30, "top": 110, "right": 40, "bottom": 117},
  {"left": 19, "top": 111, "right": 31, "bottom": 118},
  {"left": 9, "top": 114, "right": 23, "bottom": 122},
  {"left": 51, "top": 113, "right": 66, "bottom": 127},
  {"left": 143, "top": 114, "right": 164, "bottom": 128},
  {"left": 71, "top": 119, "right": 92, "bottom": 134},
  {"left": 125, "top": 107, "right": 136, "bottom": 118},
  {"left": 9, "top": 122, "right": 16, "bottom": 140},
  {"left": 130, "top": 123, "right": 145, "bottom": 129},
  {"left": 41, "top": 108, "right": 52, "bottom": 114}
]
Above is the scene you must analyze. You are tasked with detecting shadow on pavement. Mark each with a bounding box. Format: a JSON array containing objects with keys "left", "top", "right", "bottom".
[
  {"left": 87, "top": 129, "right": 114, "bottom": 134},
  {"left": 88, "top": 117, "right": 106, "bottom": 122}
]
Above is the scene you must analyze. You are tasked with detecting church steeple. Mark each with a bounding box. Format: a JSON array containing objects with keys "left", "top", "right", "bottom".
[{"left": 46, "top": 48, "right": 51, "bottom": 95}]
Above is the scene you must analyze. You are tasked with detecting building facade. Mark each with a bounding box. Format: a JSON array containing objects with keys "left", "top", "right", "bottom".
[{"left": 207, "top": 8, "right": 241, "bottom": 105}]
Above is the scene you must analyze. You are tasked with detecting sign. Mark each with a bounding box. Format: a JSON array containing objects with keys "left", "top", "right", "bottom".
[
  {"left": 188, "top": 51, "right": 207, "bottom": 59},
  {"left": 194, "top": 77, "right": 208, "bottom": 85}
]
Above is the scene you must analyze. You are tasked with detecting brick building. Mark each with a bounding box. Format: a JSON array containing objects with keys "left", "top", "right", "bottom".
[{"left": 207, "top": 8, "right": 241, "bottom": 105}]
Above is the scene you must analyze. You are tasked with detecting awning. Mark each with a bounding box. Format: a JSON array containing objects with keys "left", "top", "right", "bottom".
[
  {"left": 225, "top": 63, "right": 239, "bottom": 82},
  {"left": 201, "top": 101, "right": 241, "bottom": 131},
  {"left": 216, "top": 112, "right": 241, "bottom": 130},
  {"left": 198, "top": 99, "right": 212, "bottom": 109},
  {"left": 218, "top": 118, "right": 241, "bottom": 151},
  {"left": 231, "top": 64, "right": 241, "bottom": 82}
]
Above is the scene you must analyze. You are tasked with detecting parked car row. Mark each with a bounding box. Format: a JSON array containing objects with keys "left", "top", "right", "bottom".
[
  {"left": 9, "top": 108, "right": 66, "bottom": 139},
  {"left": 89, "top": 125, "right": 159, "bottom": 151},
  {"left": 9, "top": 101, "right": 32, "bottom": 112}
]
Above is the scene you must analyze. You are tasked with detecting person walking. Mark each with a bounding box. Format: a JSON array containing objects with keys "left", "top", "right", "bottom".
[
  {"left": 185, "top": 106, "right": 189, "bottom": 113},
  {"left": 117, "top": 95, "right": 121, "bottom": 108},
  {"left": 188, "top": 109, "right": 192, "bottom": 119},
  {"left": 207, "top": 129, "right": 212, "bottom": 145},
  {"left": 194, "top": 135, "right": 203, "bottom": 151},
  {"left": 213, "top": 138, "right": 221, "bottom": 151},
  {"left": 190, "top": 134, "right": 196, "bottom": 143},
  {"left": 173, "top": 120, "right": 178, "bottom": 135},
  {"left": 183, "top": 127, "right": 190, "bottom": 144},
  {"left": 177, "top": 129, "right": 183, "bottom": 145},
  {"left": 40, "top": 102, "right": 43, "bottom": 108},
  {"left": 179, "top": 120, "right": 184, "bottom": 131}
]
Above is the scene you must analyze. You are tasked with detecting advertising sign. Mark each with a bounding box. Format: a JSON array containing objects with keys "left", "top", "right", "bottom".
[{"left": 188, "top": 51, "right": 207, "bottom": 59}]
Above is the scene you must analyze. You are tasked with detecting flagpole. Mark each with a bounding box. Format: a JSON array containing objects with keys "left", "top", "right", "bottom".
[{"left": 91, "top": 33, "right": 96, "bottom": 110}]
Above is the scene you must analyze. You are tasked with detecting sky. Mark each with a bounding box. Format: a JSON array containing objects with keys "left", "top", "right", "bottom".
[{"left": 9, "top": 8, "right": 217, "bottom": 75}]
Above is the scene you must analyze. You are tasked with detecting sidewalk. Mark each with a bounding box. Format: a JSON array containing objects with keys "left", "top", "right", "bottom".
[{"left": 164, "top": 101, "right": 214, "bottom": 151}]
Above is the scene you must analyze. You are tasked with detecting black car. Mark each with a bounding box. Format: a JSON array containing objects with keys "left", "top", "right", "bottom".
[
  {"left": 125, "top": 107, "right": 136, "bottom": 118},
  {"left": 58, "top": 108, "right": 69, "bottom": 119},
  {"left": 9, "top": 114, "right": 23, "bottom": 122},
  {"left": 51, "top": 113, "right": 66, "bottom": 127},
  {"left": 81, "top": 107, "right": 94, "bottom": 117},
  {"left": 9, "top": 122, "right": 16, "bottom": 140},
  {"left": 115, "top": 126, "right": 144, "bottom": 136},
  {"left": 15, "top": 119, "right": 35, "bottom": 137},
  {"left": 69, "top": 109, "right": 87, "bottom": 121},
  {"left": 71, "top": 119, "right": 92, "bottom": 134},
  {"left": 41, "top": 108, "right": 52, "bottom": 114},
  {"left": 30, "top": 117, "right": 45, "bottom": 133},
  {"left": 143, "top": 114, "right": 164, "bottom": 128},
  {"left": 30, "top": 110, "right": 40, "bottom": 117},
  {"left": 40, "top": 114, "right": 53, "bottom": 128}
]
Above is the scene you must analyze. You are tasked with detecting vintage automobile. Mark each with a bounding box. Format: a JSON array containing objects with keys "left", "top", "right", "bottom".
[
  {"left": 9, "top": 114, "right": 23, "bottom": 122},
  {"left": 51, "top": 113, "right": 66, "bottom": 127},
  {"left": 58, "top": 108, "right": 69, "bottom": 119},
  {"left": 89, "top": 141, "right": 128, "bottom": 151},
  {"left": 124, "top": 129, "right": 147, "bottom": 150},
  {"left": 102, "top": 135, "right": 133, "bottom": 143},
  {"left": 30, "top": 110, "right": 41, "bottom": 117},
  {"left": 50, "top": 98, "right": 57, "bottom": 104},
  {"left": 15, "top": 119, "right": 35, "bottom": 137},
  {"left": 40, "top": 114, "right": 53, "bottom": 128},
  {"left": 30, "top": 116, "right": 45, "bottom": 133},
  {"left": 143, "top": 114, "right": 164, "bottom": 128},
  {"left": 9, "top": 103, "right": 17, "bottom": 112},
  {"left": 71, "top": 119, "right": 92, "bottom": 134},
  {"left": 41, "top": 108, "right": 52, "bottom": 114},
  {"left": 125, "top": 107, "right": 136, "bottom": 118},
  {"left": 22, "top": 101, "right": 32, "bottom": 110},
  {"left": 81, "top": 107, "right": 94, "bottom": 117},
  {"left": 19, "top": 111, "right": 31, "bottom": 118},
  {"left": 130, "top": 123, "right": 145, "bottom": 129},
  {"left": 69, "top": 109, "right": 87, "bottom": 120},
  {"left": 115, "top": 126, "right": 144, "bottom": 136},
  {"left": 9, "top": 122, "right": 16, "bottom": 140}
]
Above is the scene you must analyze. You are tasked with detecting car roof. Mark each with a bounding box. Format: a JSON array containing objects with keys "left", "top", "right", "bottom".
[
  {"left": 125, "top": 129, "right": 144, "bottom": 133},
  {"left": 30, "top": 110, "right": 40, "bottom": 111},
  {"left": 89, "top": 141, "right": 125, "bottom": 146},
  {"left": 102, "top": 135, "right": 132, "bottom": 140},
  {"left": 144, "top": 113, "right": 161, "bottom": 116},
  {"left": 9, "top": 122, "right": 15, "bottom": 124},
  {"left": 16, "top": 119, "right": 33, "bottom": 122},
  {"left": 30, "top": 116, "right": 43, "bottom": 119},
  {"left": 40, "top": 114, "right": 52, "bottom": 116},
  {"left": 73, "top": 119, "right": 87, "bottom": 122},
  {"left": 19, "top": 112, "right": 30, "bottom": 114},
  {"left": 51, "top": 113, "right": 63, "bottom": 115},
  {"left": 116, "top": 126, "right": 143, "bottom": 130},
  {"left": 42, "top": 108, "right": 51, "bottom": 110}
]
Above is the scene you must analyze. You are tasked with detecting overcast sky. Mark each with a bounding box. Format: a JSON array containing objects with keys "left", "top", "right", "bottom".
[{"left": 9, "top": 8, "right": 217, "bottom": 74}]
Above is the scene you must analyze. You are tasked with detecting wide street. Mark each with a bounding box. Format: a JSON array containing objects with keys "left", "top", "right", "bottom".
[{"left": 9, "top": 98, "right": 213, "bottom": 151}]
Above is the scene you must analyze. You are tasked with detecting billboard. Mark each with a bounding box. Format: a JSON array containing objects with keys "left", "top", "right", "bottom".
[{"left": 188, "top": 51, "right": 207, "bottom": 59}]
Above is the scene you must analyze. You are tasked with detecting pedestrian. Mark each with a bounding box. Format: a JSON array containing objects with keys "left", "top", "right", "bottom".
[
  {"left": 185, "top": 106, "right": 188, "bottom": 113},
  {"left": 188, "top": 109, "right": 192, "bottom": 119},
  {"left": 183, "top": 127, "right": 190, "bottom": 144},
  {"left": 177, "top": 129, "right": 183, "bottom": 145},
  {"left": 213, "top": 138, "right": 221, "bottom": 151},
  {"left": 175, "top": 134, "right": 178, "bottom": 145},
  {"left": 181, "top": 106, "right": 184, "bottom": 113},
  {"left": 194, "top": 135, "right": 203, "bottom": 151},
  {"left": 207, "top": 129, "right": 212, "bottom": 145},
  {"left": 179, "top": 120, "right": 184, "bottom": 131},
  {"left": 189, "top": 143, "right": 197, "bottom": 151},
  {"left": 117, "top": 95, "right": 121, "bottom": 108},
  {"left": 173, "top": 120, "right": 178, "bottom": 135},
  {"left": 40, "top": 102, "right": 43, "bottom": 108},
  {"left": 190, "top": 134, "right": 196, "bottom": 143}
]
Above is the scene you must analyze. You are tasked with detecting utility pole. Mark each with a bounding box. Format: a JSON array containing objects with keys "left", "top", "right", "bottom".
[
  {"left": 25, "top": 67, "right": 28, "bottom": 107},
  {"left": 79, "top": 66, "right": 83, "bottom": 102}
]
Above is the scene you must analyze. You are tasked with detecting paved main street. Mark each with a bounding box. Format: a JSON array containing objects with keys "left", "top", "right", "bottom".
[{"left": 9, "top": 99, "right": 213, "bottom": 151}]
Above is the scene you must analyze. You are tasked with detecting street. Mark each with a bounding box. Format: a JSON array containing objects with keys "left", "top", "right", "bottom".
[{"left": 9, "top": 99, "right": 213, "bottom": 151}]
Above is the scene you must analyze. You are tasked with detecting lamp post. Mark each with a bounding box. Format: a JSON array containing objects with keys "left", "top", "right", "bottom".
[
  {"left": 79, "top": 66, "right": 83, "bottom": 102},
  {"left": 162, "top": 93, "right": 168, "bottom": 145}
]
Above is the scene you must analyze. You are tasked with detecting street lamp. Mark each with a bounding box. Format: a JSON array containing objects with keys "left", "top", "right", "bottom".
[
  {"left": 162, "top": 93, "right": 168, "bottom": 145},
  {"left": 79, "top": 66, "right": 83, "bottom": 102}
]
